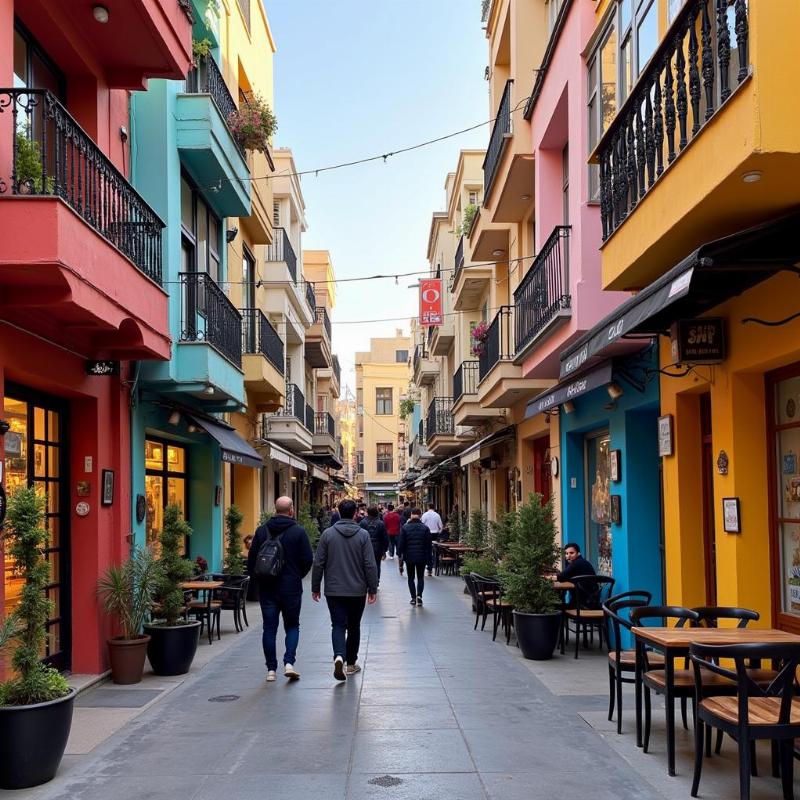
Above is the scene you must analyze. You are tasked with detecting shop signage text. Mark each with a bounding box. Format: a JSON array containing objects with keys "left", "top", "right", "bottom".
[
  {"left": 86, "top": 360, "right": 120, "bottom": 376},
  {"left": 670, "top": 318, "right": 726, "bottom": 364}
]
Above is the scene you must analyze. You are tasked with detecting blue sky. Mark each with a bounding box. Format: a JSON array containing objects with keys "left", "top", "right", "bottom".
[{"left": 266, "top": 1, "right": 489, "bottom": 394}]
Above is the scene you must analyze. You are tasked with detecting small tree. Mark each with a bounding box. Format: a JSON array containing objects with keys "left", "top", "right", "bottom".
[
  {"left": 153, "top": 505, "right": 194, "bottom": 627},
  {"left": 0, "top": 487, "right": 69, "bottom": 706},
  {"left": 499, "top": 495, "right": 561, "bottom": 614},
  {"left": 297, "top": 503, "right": 320, "bottom": 550},
  {"left": 465, "top": 508, "right": 487, "bottom": 550},
  {"left": 489, "top": 507, "right": 516, "bottom": 561},
  {"left": 223, "top": 505, "right": 245, "bottom": 576}
]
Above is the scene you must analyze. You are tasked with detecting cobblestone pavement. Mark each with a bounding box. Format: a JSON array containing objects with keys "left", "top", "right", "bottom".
[{"left": 17, "top": 559, "right": 741, "bottom": 800}]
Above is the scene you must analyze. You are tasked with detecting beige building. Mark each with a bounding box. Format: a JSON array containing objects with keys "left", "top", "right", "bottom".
[{"left": 356, "top": 331, "right": 412, "bottom": 505}]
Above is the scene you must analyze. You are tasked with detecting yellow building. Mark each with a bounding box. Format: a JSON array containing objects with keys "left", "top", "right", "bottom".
[
  {"left": 356, "top": 332, "right": 412, "bottom": 505},
  {"left": 575, "top": 0, "right": 800, "bottom": 629}
]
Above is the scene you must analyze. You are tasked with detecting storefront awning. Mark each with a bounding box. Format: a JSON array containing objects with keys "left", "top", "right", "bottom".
[
  {"left": 458, "top": 426, "right": 515, "bottom": 467},
  {"left": 310, "top": 466, "right": 329, "bottom": 482},
  {"left": 526, "top": 361, "right": 613, "bottom": 418},
  {"left": 188, "top": 415, "right": 262, "bottom": 469},
  {"left": 559, "top": 211, "right": 800, "bottom": 379},
  {"left": 264, "top": 442, "right": 307, "bottom": 472}
]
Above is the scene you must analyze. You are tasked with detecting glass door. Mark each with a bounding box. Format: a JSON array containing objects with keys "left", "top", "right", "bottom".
[
  {"left": 144, "top": 439, "right": 188, "bottom": 555},
  {"left": 585, "top": 430, "right": 612, "bottom": 576},
  {"left": 3, "top": 386, "right": 69, "bottom": 670}
]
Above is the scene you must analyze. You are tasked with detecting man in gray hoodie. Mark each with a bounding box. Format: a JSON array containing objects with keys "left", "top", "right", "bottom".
[{"left": 312, "top": 498, "right": 378, "bottom": 681}]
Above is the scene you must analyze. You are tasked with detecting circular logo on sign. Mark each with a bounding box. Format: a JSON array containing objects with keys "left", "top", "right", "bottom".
[
  {"left": 788, "top": 399, "right": 797, "bottom": 419},
  {"left": 421, "top": 287, "right": 440, "bottom": 303},
  {"left": 76, "top": 501, "right": 90, "bottom": 517}
]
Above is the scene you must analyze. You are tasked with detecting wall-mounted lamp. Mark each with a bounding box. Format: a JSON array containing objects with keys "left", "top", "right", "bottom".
[
  {"left": 203, "top": 386, "right": 215, "bottom": 395},
  {"left": 563, "top": 400, "right": 575, "bottom": 414},
  {"left": 92, "top": 5, "right": 109, "bottom": 23},
  {"left": 168, "top": 410, "right": 181, "bottom": 426},
  {"left": 607, "top": 382, "right": 624, "bottom": 401},
  {"left": 225, "top": 226, "right": 238, "bottom": 243},
  {"left": 187, "top": 424, "right": 200, "bottom": 434},
  {"left": 491, "top": 249, "right": 505, "bottom": 257}
]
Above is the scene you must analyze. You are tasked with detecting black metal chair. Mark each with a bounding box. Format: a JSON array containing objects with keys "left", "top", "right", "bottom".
[
  {"left": 216, "top": 575, "right": 250, "bottom": 632},
  {"left": 563, "top": 575, "right": 616, "bottom": 659},
  {"left": 471, "top": 573, "right": 514, "bottom": 644},
  {"left": 690, "top": 642, "right": 800, "bottom": 800},
  {"left": 603, "top": 591, "right": 661, "bottom": 734},
  {"left": 188, "top": 585, "right": 221, "bottom": 644},
  {"left": 464, "top": 572, "right": 485, "bottom": 629}
]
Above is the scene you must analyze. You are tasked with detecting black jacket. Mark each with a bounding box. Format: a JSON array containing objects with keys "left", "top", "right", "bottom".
[
  {"left": 400, "top": 507, "right": 412, "bottom": 525},
  {"left": 247, "top": 515, "right": 313, "bottom": 596},
  {"left": 557, "top": 555, "right": 598, "bottom": 605},
  {"left": 398, "top": 520, "right": 432, "bottom": 565},
  {"left": 360, "top": 517, "right": 389, "bottom": 561}
]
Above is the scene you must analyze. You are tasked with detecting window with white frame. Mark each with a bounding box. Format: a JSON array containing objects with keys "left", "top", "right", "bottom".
[
  {"left": 376, "top": 443, "right": 393, "bottom": 473},
  {"left": 273, "top": 200, "right": 280, "bottom": 228},
  {"left": 376, "top": 387, "right": 393, "bottom": 415},
  {"left": 468, "top": 190, "right": 479, "bottom": 206}
]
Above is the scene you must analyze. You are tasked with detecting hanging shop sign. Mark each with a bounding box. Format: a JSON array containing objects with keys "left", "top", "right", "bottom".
[
  {"left": 86, "top": 360, "right": 120, "bottom": 376},
  {"left": 670, "top": 318, "right": 726, "bottom": 364},
  {"left": 419, "top": 279, "right": 443, "bottom": 327}
]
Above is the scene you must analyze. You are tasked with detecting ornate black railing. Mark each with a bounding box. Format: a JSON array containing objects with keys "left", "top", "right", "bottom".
[
  {"left": 279, "top": 383, "right": 304, "bottom": 420},
  {"left": 514, "top": 225, "right": 571, "bottom": 353},
  {"left": 479, "top": 306, "right": 515, "bottom": 382},
  {"left": 453, "top": 235, "right": 465, "bottom": 288},
  {"left": 483, "top": 79, "right": 513, "bottom": 197},
  {"left": 0, "top": 88, "right": 164, "bottom": 284},
  {"left": 315, "top": 411, "right": 335, "bottom": 437},
  {"left": 418, "top": 418, "right": 425, "bottom": 446},
  {"left": 305, "top": 402, "right": 315, "bottom": 432},
  {"left": 304, "top": 280, "right": 316, "bottom": 311},
  {"left": 332, "top": 355, "right": 341, "bottom": 387},
  {"left": 453, "top": 361, "right": 480, "bottom": 403},
  {"left": 241, "top": 308, "right": 284, "bottom": 374},
  {"left": 266, "top": 227, "right": 297, "bottom": 282},
  {"left": 426, "top": 397, "right": 454, "bottom": 439},
  {"left": 179, "top": 272, "right": 242, "bottom": 368},
  {"left": 597, "top": 0, "right": 749, "bottom": 240},
  {"left": 315, "top": 306, "right": 332, "bottom": 340},
  {"left": 186, "top": 56, "right": 244, "bottom": 158}
]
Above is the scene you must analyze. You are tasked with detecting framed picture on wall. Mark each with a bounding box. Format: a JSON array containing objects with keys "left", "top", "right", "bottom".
[
  {"left": 657, "top": 415, "right": 674, "bottom": 457},
  {"left": 610, "top": 494, "right": 622, "bottom": 525},
  {"left": 722, "top": 497, "right": 741, "bottom": 533},
  {"left": 101, "top": 469, "right": 114, "bottom": 506},
  {"left": 609, "top": 450, "right": 622, "bottom": 482}
]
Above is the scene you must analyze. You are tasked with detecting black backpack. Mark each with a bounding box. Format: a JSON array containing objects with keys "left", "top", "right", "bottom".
[{"left": 254, "top": 531, "right": 285, "bottom": 578}]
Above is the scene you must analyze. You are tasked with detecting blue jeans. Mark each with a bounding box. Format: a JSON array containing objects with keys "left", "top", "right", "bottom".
[
  {"left": 259, "top": 592, "right": 302, "bottom": 671},
  {"left": 325, "top": 595, "right": 366, "bottom": 665}
]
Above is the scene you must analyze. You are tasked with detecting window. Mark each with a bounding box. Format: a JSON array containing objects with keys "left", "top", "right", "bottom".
[
  {"left": 377, "top": 443, "right": 393, "bottom": 473},
  {"left": 14, "top": 22, "right": 64, "bottom": 97},
  {"left": 376, "top": 387, "right": 393, "bottom": 415},
  {"left": 468, "top": 190, "right": 479, "bottom": 206},
  {"left": 587, "top": 19, "right": 617, "bottom": 201},
  {"left": 546, "top": 0, "right": 565, "bottom": 33},
  {"left": 145, "top": 438, "right": 188, "bottom": 556},
  {"left": 180, "top": 175, "right": 222, "bottom": 284},
  {"left": 357, "top": 450, "right": 364, "bottom": 473},
  {"left": 395, "top": 350, "right": 408, "bottom": 363},
  {"left": 273, "top": 200, "right": 281, "bottom": 228}
]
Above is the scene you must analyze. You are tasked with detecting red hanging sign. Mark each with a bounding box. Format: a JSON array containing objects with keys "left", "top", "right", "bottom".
[{"left": 419, "top": 279, "right": 443, "bottom": 327}]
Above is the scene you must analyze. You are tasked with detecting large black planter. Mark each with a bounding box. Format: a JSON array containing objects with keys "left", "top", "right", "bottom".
[
  {"left": 513, "top": 610, "right": 561, "bottom": 660},
  {"left": 0, "top": 689, "right": 75, "bottom": 789},
  {"left": 144, "top": 620, "right": 201, "bottom": 676}
]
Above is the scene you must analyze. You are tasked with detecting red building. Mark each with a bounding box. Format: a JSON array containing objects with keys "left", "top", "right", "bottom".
[{"left": 0, "top": 0, "right": 191, "bottom": 675}]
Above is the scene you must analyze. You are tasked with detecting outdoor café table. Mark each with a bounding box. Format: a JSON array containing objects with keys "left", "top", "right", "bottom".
[
  {"left": 552, "top": 582, "right": 574, "bottom": 653},
  {"left": 181, "top": 581, "right": 225, "bottom": 591},
  {"left": 631, "top": 626, "right": 800, "bottom": 776}
]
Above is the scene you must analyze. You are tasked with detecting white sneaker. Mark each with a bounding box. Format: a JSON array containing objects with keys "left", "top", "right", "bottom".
[
  {"left": 284, "top": 663, "right": 300, "bottom": 681},
  {"left": 333, "top": 655, "right": 347, "bottom": 681},
  {"left": 346, "top": 663, "right": 361, "bottom": 675},
  {"left": 266, "top": 670, "right": 276, "bottom": 682}
]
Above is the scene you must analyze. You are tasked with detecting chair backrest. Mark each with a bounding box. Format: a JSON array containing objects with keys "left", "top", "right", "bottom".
[
  {"left": 630, "top": 605, "right": 700, "bottom": 628},
  {"left": 471, "top": 573, "right": 501, "bottom": 600},
  {"left": 603, "top": 598, "right": 651, "bottom": 656},
  {"left": 607, "top": 590, "right": 653, "bottom": 610},
  {"left": 463, "top": 572, "right": 479, "bottom": 603},
  {"left": 692, "top": 606, "right": 759, "bottom": 629},
  {"left": 571, "top": 574, "right": 616, "bottom": 610},
  {"left": 690, "top": 642, "right": 800, "bottom": 729}
]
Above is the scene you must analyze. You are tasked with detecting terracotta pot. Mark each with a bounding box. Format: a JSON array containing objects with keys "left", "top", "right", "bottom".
[{"left": 107, "top": 635, "right": 151, "bottom": 685}]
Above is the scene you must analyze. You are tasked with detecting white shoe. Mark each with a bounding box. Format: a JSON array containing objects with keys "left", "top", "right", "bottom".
[
  {"left": 266, "top": 670, "right": 276, "bottom": 682},
  {"left": 346, "top": 663, "right": 361, "bottom": 675},
  {"left": 284, "top": 663, "right": 300, "bottom": 681},
  {"left": 333, "top": 656, "right": 347, "bottom": 681}
]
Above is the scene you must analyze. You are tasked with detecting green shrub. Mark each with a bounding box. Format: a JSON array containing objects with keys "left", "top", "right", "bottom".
[
  {"left": 297, "top": 503, "right": 320, "bottom": 550},
  {"left": 489, "top": 508, "right": 516, "bottom": 560},
  {"left": 223, "top": 505, "right": 245, "bottom": 576},
  {"left": 460, "top": 555, "right": 498, "bottom": 578},
  {"left": 153, "top": 505, "right": 194, "bottom": 626},
  {"left": 465, "top": 509, "right": 487, "bottom": 549},
  {"left": 15, "top": 132, "right": 54, "bottom": 194}
]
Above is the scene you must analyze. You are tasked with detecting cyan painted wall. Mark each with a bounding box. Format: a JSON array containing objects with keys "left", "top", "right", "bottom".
[
  {"left": 560, "top": 359, "right": 663, "bottom": 606},
  {"left": 131, "top": 401, "right": 224, "bottom": 569}
]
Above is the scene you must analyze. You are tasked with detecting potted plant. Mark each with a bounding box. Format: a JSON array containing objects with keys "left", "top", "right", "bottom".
[
  {"left": 0, "top": 487, "right": 73, "bottom": 789},
  {"left": 470, "top": 321, "right": 490, "bottom": 357},
  {"left": 97, "top": 546, "right": 161, "bottom": 685},
  {"left": 223, "top": 505, "right": 245, "bottom": 576},
  {"left": 499, "top": 495, "right": 563, "bottom": 660},
  {"left": 143, "top": 505, "right": 201, "bottom": 676},
  {"left": 226, "top": 92, "right": 277, "bottom": 153},
  {"left": 298, "top": 503, "right": 321, "bottom": 551},
  {"left": 194, "top": 555, "right": 208, "bottom": 576}
]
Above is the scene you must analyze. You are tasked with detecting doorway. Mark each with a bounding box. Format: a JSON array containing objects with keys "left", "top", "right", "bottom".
[
  {"left": 585, "top": 430, "right": 612, "bottom": 576},
  {"left": 700, "top": 393, "right": 717, "bottom": 606},
  {"left": 533, "top": 436, "right": 552, "bottom": 506}
]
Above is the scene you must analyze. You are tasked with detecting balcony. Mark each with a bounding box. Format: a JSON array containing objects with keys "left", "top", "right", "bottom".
[
  {"left": 477, "top": 306, "right": 550, "bottom": 408},
  {"left": 412, "top": 344, "right": 438, "bottom": 386},
  {"left": 452, "top": 229, "right": 494, "bottom": 310},
  {"left": 262, "top": 383, "right": 313, "bottom": 453},
  {"left": 483, "top": 80, "right": 513, "bottom": 200},
  {"left": 304, "top": 281, "right": 317, "bottom": 312},
  {"left": 241, "top": 309, "right": 285, "bottom": 412},
  {"left": 514, "top": 226, "right": 571, "bottom": 358},
  {"left": 266, "top": 227, "right": 298, "bottom": 282},
  {"left": 312, "top": 411, "right": 337, "bottom": 455},
  {"left": 317, "top": 354, "right": 341, "bottom": 400},
  {"left": 0, "top": 88, "right": 170, "bottom": 360},
  {"left": 596, "top": 0, "right": 763, "bottom": 290},
  {"left": 177, "top": 55, "right": 250, "bottom": 218},
  {"left": 453, "top": 361, "right": 499, "bottom": 427},
  {"left": 425, "top": 397, "right": 460, "bottom": 456},
  {"left": 305, "top": 306, "right": 332, "bottom": 369}
]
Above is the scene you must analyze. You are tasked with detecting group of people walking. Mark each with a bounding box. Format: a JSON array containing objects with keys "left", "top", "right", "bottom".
[{"left": 246, "top": 496, "right": 442, "bottom": 683}]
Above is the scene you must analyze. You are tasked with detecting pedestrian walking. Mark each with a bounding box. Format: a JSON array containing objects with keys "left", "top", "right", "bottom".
[
  {"left": 247, "top": 496, "right": 313, "bottom": 683},
  {"left": 312, "top": 499, "right": 378, "bottom": 681},
  {"left": 398, "top": 507, "right": 432, "bottom": 606},
  {"left": 360, "top": 506, "right": 389, "bottom": 584},
  {"left": 400, "top": 501, "right": 412, "bottom": 525},
  {"left": 383, "top": 502, "right": 401, "bottom": 557},
  {"left": 330, "top": 502, "right": 341, "bottom": 525},
  {"left": 420, "top": 502, "right": 443, "bottom": 576}
]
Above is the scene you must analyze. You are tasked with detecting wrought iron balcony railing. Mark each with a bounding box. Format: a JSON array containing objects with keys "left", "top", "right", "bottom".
[
  {"left": 418, "top": 418, "right": 425, "bottom": 446},
  {"left": 426, "top": 397, "right": 455, "bottom": 439},
  {"left": 597, "top": 0, "right": 749, "bottom": 240},
  {"left": 1, "top": 88, "right": 164, "bottom": 284},
  {"left": 304, "top": 280, "right": 316, "bottom": 312},
  {"left": 453, "top": 235, "right": 465, "bottom": 289},
  {"left": 453, "top": 361, "right": 480, "bottom": 403},
  {"left": 241, "top": 308, "right": 284, "bottom": 374},
  {"left": 483, "top": 79, "right": 513, "bottom": 197},
  {"left": 266, "top": 227, "right": 297, "bottom": 282},
  {"left": 478, "top": 307, "right": 515, "bottom": 382},
  {"left": 186, "top": 55, "right": 244, "bottom": 159},
  {"left": 280, "top": 383, "right": 305, "bottom": 420},
  {"left": 179, "top": 272, "right": 242, "bottom": 368},
  {"left": 315, "top": 411, "right": 335, "bottom": 437},
  {"left": 315, "top": 306, "right": 332, "bottom": 340},
  {"left": 514, "top": 225, "right": 571, "bottom": 353},
  {"left": 305, "top": 402, "right": 315, "bottom": 433}
]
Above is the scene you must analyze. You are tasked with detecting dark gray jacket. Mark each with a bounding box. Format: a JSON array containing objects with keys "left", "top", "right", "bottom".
[{"left": 311, "top": 520, "right": 379, "bottom": 596}]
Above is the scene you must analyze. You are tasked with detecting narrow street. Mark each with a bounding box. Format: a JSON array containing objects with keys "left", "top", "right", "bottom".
[{"left": 23, "top": 561, "right": 652, "bottom": 800}]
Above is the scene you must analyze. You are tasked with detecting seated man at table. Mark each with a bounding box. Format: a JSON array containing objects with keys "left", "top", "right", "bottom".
[{"left": 556, "top": 542, "right": 598, "bottom": 606}]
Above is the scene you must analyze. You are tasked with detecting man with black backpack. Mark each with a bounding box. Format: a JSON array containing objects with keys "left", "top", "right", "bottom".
[{"left": 248, "top": 496, "right": 313, "bottom": 683}]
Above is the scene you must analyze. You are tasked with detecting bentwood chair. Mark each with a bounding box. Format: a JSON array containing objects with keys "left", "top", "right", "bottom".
[
  {"left": 472, "top": 574, "right": 514, "bottom": 645},
  {"left": 188, "top": 585, "right": 222, "bottom": 644},
  {"left": 690, "top": 642, "right": 800, "bottom": 800},
  {"left": 564, "top": 575, "right": 616, "bottom": 659},
  {"left": 216, "top": 575, "right": 250, "bottom": 632}
]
